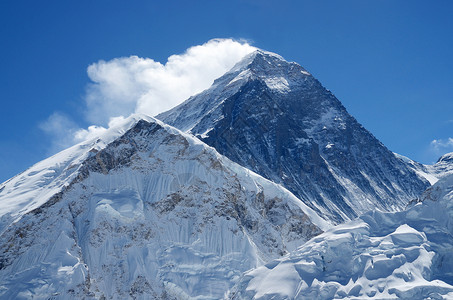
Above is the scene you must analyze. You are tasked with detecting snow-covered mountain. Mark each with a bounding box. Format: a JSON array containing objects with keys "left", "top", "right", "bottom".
[
  {"left": 158, "top": 50, "right": 429, "bottom": 223},
  {"left": 396, "top": 152, "right": 453, "bottom": 185},
  {"left": 1, "top": 48, "right": 449, "bottom": 299},
  {"left": 230, "top": 173, "right": 453, "bottom": 299},
  {"left": 0, "top": 115, "right": 328, "bottom": 299}
]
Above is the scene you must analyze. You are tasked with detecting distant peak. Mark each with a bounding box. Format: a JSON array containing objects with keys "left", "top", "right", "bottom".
[{"left": 437, "top": 152, "right": 453, "bottom": 164}]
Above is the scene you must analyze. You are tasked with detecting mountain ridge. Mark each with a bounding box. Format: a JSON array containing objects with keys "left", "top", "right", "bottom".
[
  {"left": 0, "top": 114, "right": 328, "bottom": 299},
  {"left": 395, "top": 151, "right": 453, "bottom": 186},
  {"left": 158, "top": 50, "right": 430, "bottom": 223}
]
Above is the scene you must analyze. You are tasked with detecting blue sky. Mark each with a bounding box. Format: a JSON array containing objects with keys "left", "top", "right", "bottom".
[{"left": 1, "top": 0, "right": 453, "bottom": 182}]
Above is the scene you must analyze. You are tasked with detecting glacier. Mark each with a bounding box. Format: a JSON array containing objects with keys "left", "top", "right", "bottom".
[{"left": 230, "top": 173, "right": 453, "bottom": 299}]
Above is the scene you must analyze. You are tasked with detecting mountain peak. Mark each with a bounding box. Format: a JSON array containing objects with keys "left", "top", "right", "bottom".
[
  {"left": 0, "top": 106, "right": 327, "bottom": 298},
  {"left": 229, "top": 49, "right": 286, "bottom": 71},
  {"left": 217, "top": 48, "right": 313, "bottom": 96},
  {"left": 156, "top": 48, "right": 314, "bottom": 132},
  {"left": 437, "top": 152, "right": 453, "bottom": 164},
  {"left": 0, "top": 113, "right": 161, "bottom": 224},
  {"left": 159, "top": 48, "right": 429, "bottom": 224},
  {"left": 228, "top": 49, "right": 311, "bottom": 79}
]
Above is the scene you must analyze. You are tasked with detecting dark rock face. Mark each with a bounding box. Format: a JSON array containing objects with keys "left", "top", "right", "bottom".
[{"left": 158, "top": 50, "right": 429, "bottom": 223}]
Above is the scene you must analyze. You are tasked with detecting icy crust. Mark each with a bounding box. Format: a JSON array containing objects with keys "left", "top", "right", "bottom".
[
  {"left": 0, "top": 117, "right": 328, "bottom": 299},
  {"left": 230, "top": 175, "right": 453, "bottom": 299},
  {"left": 0, "top": 114, "right": 154, "bottom": 233}
]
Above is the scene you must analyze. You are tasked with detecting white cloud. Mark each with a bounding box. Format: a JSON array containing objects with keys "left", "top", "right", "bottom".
[
  {"left": 39, "top": 112, "right": 80, "bottom": 152},
  {"left": 39, "top": 112, "right": 108, "bottom": 152},
  {"left": 431, "top": 138, "right": 453, "bottom": 149},
  {"left": 85, "top": 38, "right": 256, "bottom": 125},
  {"left": 73, "top": 125, "right": 107, "bottom": 143},
  {"left": 430, "top": 138, "right": 453, "bottom": 157},
  {"left": 73, "top": 116, "right": 127, "bottom": 142},
  {"left": 41, "top": 38, "right": 256, "bottom": 152}
]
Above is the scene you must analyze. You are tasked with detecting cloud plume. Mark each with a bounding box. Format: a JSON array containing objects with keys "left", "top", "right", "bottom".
[
  {"left": 85, "top": 38, "right": 256, "bottom": 125},
  {"left": 41, "top": 38, "right": 256, "bottom": 151}
]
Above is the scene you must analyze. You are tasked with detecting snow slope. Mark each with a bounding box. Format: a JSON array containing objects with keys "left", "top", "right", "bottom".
[
  {"left": 158, "top": 50, "right": 429, "bottom": 224},
  {"left": 0, "top": 115, "right": 149, "bottom": 234},
  {"left": 0, "top": 115, "right": 328, "bottom": 299},
  {"left": 231, "top": 174, "right": 453, "bottom": 299}
]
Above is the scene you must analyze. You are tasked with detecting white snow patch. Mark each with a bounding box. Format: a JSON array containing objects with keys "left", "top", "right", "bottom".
[
  {"left": 228, "top": 69, "right": 252, "bottom": 86},
  {"left": 264, "top": 77, "right": 290, "bottom": 92}
]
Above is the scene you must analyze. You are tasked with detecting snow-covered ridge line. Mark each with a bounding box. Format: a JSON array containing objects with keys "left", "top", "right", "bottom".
[
  {"left": 156, "top": 49, "right": 312, "bottom": 132},
  {"left": 0, "top": 114, "right": 152, "bottom": 226},
  {"left": 227, "top": 49, "right": 287, "bottom": 73},
  {"left": 0, "top": 112, "right": 328, "bottom": 231},
  {"left": 394, "top": 152, "right": 453, "bottom": 186},
  {"left": 155, "top": 118, "right": 330, "bottom": 232},
  {"left": 122, "top": 116, "right": 331, "bottom": 231},
  {"left": 138, "top": 115, "right": 328, "bottom": 231}
]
